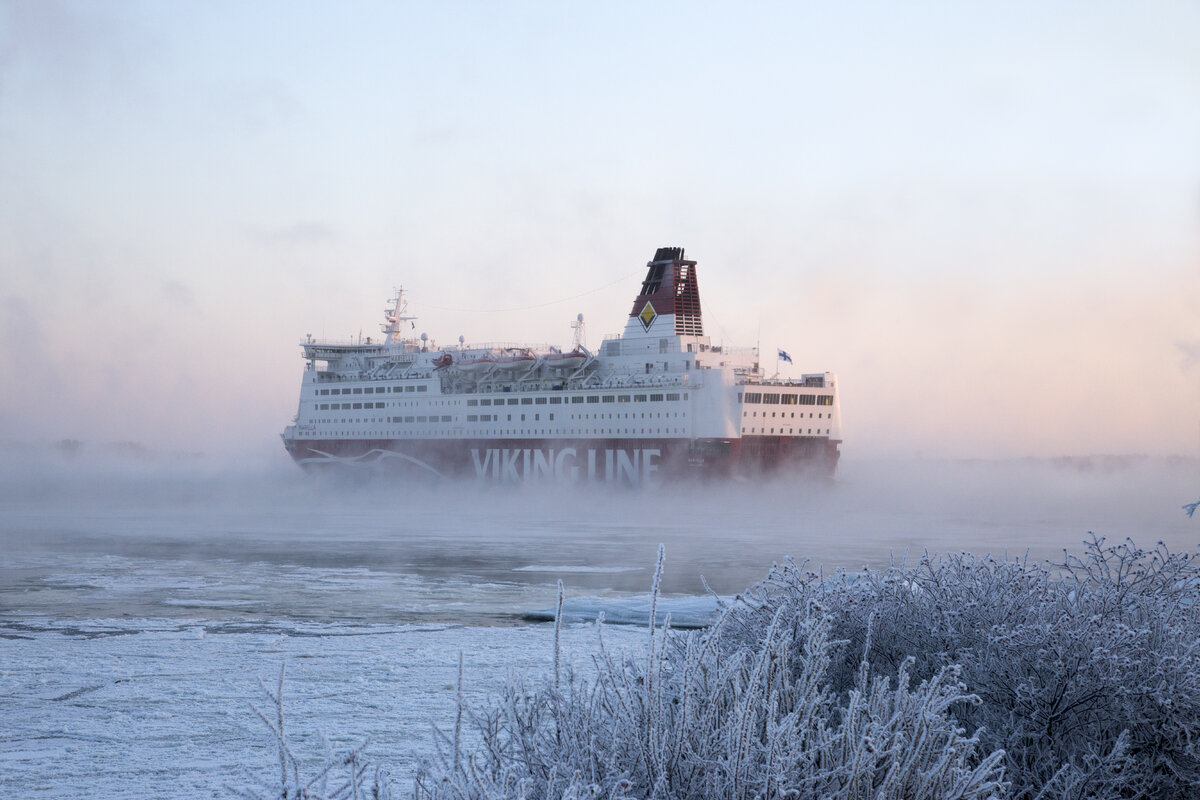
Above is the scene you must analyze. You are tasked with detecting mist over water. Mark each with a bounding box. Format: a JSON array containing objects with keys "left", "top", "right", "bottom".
[{"left": 3, "top": 447, "right": 1196, "bottom": 624}]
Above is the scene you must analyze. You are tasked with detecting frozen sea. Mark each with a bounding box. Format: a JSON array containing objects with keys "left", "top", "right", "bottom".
[{"left": 2, "top": 450, "right": 1197, "bottom": 798}]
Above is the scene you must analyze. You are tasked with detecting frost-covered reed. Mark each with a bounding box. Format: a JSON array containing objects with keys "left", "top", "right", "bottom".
[
  {"left": 241, "top": 535, "right": 1200, "bottom": 800},
  {"left": 233, "top": 663, "right": 388, "bottom": 800}
]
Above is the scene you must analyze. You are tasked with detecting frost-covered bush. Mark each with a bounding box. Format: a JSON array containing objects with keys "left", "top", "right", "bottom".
[
  {"left": 241, "top": 537, "right": 1200, "bottom": 800},
  {"left": 720, "top": 535, "right": 1200, "bottom": 799},
  {"left": 413, "top": 553, "right": 1006, "bottom": 800}
]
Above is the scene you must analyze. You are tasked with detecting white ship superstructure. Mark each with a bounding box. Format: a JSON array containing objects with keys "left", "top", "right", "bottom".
[{"left": 282, "top": 247, "right": 841, "bottom": 482}]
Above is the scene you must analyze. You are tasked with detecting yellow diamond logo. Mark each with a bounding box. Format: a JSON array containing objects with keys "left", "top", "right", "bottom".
[{"left": 638, "top": 301, "right": 657, "bottom": 331}]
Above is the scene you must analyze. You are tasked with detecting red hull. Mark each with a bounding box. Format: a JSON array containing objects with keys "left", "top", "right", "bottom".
[{"left": 283, "top": 436, "right": 839, "bottom": 484}]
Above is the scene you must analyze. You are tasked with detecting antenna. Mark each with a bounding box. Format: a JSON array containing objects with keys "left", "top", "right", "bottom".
[
  {"left": 756, "top": 322, "right": 761, "bottom": 376},
  {"left": 570, "top": 313, "right": 586, "bottom": 349}
]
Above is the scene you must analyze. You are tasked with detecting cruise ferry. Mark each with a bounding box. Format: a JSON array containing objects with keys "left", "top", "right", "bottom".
[{"left": 281, "top": 247, "right": 841, "bottom": 483}]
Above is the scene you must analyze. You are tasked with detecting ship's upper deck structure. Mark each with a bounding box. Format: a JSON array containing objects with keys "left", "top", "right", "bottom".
[{"left": 282, "top": 247, "right": 840, "bottom": 480}]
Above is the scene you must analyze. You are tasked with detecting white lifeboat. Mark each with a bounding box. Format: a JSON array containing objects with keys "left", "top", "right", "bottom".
[
  {"left": 493, "top": 351, "right": 536, "bottom": 372},
  {"left": 543, "top": 348, "right": 587, "bottom": 370},
  {"left": 456, "top": 354, "right": 497, "bottom": 373}
]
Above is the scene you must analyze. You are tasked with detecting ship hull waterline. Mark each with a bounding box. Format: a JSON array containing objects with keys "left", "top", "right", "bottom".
[{"left": 282, "top": 436, "right": 840, "bottom": 484}]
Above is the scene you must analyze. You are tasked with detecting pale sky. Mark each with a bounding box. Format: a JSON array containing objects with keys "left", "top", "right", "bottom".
[{"left": 2, "top": 0, "right": 1198, "bottom": 461}]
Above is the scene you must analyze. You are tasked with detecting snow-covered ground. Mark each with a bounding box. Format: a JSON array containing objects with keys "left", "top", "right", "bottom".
[
  {"left": 1, "top": 613, "right": 645, "bottom": 797},
  {"left": 2, "top": 453, "right": 1196, "bottom": 797}
]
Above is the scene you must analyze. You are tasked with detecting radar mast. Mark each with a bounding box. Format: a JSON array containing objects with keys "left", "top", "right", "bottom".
[
  {"left": 381, "top": 288, "right": 416, "bottom": 346},
  {"left": 570, "top": 313, "right": 586, "bottom": 350}
]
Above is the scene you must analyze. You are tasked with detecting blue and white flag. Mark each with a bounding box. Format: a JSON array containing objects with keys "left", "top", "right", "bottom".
[{"left": 778, "top": 349, "right": 793, "bottom": 364}]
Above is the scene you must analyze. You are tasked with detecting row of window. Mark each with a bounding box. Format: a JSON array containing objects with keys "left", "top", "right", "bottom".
[
  {"left": 314, "top": 385, "right": 691, "bottom": 405},
  {"left": 318, "top": 385, "right": 428, "bottom": 395},
  {"left": 296, "top": 427, "right": 690, "bottom": 439},
  {"left": 743, "top": 427, "right": 832, "bottom": 436},
  {"left": 466, "top": 392, "right": 684, "bottom": 407},
  {"left": 741, "top": 392, "right": 834, "bottom": 406},
  {"left": 745, "top": 411, "right": 828, "bottom": 419},
  {"left": 298, "top": 424, "right": 826, "bottom": 439},
  {"left": 311, "top": 410, "right": 688, "bottom": 427},
  {"left": 316, "top": 400, "right": 501, "bottom": 410}
]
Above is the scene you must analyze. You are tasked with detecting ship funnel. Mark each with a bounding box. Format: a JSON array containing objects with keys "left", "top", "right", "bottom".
[{"left": 629, "top": 246, "right": 703, "bottom": 336}]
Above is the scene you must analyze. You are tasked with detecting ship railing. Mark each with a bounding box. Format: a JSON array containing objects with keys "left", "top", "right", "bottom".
[
  {"left": 738, "top": 376, "right": 831, "bottom": 388},
  {"left": 460, "top": 341, "right": 557, "bottom": 353},
  {"left": 440, "top": 369, "right": 689, "bottom": 394},
  {"left": 598, "top": 373, "right": 689, "bottom": 389},
  {"left": 304, "top": 337, "right": 388, "bottom": 347}
]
